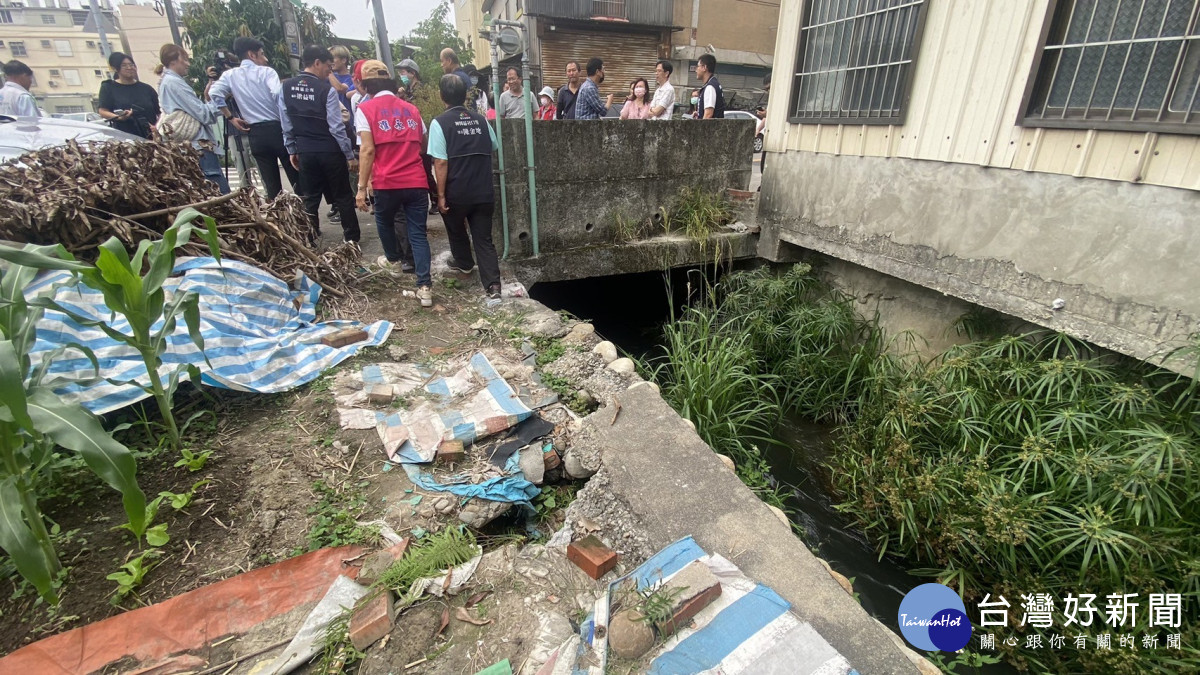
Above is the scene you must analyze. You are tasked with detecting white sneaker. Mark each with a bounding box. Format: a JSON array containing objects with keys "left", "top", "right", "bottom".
[
  {"left": 375, "top": 255, "right": 402, "bottom": 277},
  {"left": 416, "top": 285, "right": 433, "bottom": 308}
]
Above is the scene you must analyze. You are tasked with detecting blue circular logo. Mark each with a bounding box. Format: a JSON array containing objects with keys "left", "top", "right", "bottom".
[{"left": 897, "top": 583, "right": 972, "bottom": 652}]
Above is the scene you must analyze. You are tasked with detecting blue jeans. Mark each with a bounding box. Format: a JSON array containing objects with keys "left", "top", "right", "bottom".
[
  {"left": 374, "top": 188, "right": 431, "bottom": 287},
  {"left": 199, "top": 149, "right": 231, "bottom": 194}
]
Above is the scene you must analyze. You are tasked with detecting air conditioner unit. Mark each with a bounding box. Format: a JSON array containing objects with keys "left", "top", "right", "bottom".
[{"left": 48, "top": 80, "right": 58, "bottom": 87}]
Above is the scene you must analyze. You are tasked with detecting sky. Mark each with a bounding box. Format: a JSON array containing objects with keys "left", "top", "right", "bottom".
[{"left": 308, "top": 0, "right": 446, "bottom": 42}]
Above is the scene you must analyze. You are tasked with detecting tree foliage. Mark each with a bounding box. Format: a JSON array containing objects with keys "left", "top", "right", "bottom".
[
  {"left": 181, "top": 0, "right": 338, "bottom": 85},
  {"left": 396, "top": 1, "right": 473, "bottom": 91}
]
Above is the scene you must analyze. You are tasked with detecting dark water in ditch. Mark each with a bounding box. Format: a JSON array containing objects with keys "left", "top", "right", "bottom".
[{"left": 530, "top": 269, "right": 922, "bottom": 621}]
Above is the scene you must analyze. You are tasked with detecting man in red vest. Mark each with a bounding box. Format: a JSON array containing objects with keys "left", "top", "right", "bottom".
[{"left": 354, "top": 60, "right": 434, "bottom": 308}]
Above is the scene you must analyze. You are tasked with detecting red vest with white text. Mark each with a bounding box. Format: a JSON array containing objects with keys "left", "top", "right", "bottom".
[{"left": 358, "top": 94, "right": 427, "bottom": 190}]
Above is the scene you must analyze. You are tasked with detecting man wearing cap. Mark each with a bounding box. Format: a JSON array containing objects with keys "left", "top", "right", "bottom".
[
  {"left": 498, "top": 67, "right": 526, "bottom": 119},
  {"left": 430, "top": 74, "right": 502, "bottom": 300},
  {"left": 354, "top": 60, "right": 436, "bottom": 308},
  {"left": 278, "top": 45, "right": 358, "bottom": 244}
]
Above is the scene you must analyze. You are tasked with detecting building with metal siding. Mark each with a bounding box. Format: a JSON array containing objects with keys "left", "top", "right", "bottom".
[{"left": 759, "top": 0, "right": 1200, "bottom": 370}]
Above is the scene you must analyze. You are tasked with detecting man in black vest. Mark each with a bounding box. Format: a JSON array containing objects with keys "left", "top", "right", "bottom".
[
  {"left": 429, "top": 74, "right": 502, "bottom": 300},
  {"left": 696, "top": 54, "right": 725, "bottom": 119},
  {"left": 278, "top": 45, "right": 358, "bottom": 243}
]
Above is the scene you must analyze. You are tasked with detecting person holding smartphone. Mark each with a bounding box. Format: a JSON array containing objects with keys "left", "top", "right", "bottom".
[{"left": 99, "top": 52, "right": 159, "bottom": 139}]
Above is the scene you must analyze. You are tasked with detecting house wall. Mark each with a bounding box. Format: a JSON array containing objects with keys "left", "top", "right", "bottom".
[
  {"left": 758, "top": 0, "right": 1200, "bottom": 370},
  {"left": 0, "top": 4, "right": 113, "bottom": 113}
]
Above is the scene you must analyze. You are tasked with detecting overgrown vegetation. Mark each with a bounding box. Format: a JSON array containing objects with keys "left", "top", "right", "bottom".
[
  {"left": 650, "top": 263, "right": 1200, "bottom": 673},
  {"left": 303, "top": 480, "right": 379, "bottom": 553}
]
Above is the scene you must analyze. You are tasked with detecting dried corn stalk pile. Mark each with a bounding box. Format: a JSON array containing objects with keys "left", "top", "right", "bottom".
[{"left": 0, "top": 139, "right": 362, "bottom": 305}]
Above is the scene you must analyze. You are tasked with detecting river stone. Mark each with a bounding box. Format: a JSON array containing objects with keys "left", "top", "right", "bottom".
[
  {"left": 607, "top": 357, "right": 635, "bottom": 375},
  {"left": 563, "top": 322, "right": 596, "bottom": 345},
  {"left": 767, "top": 504, "right": 789, "bottom": 527},
  {"left": 519, "top": 444, "right": 546, "bottom": 485},
  {"left": 562, "top": 451, "right": 598, "bottom": 479},
  {"left": 715, "top": 454, "right": 735, "bottom": 471},
  {"left": 592, "top": 340, "right": 618, "bottom": 364},
  {"left": 626, "top": 380, "right": 659, "bottom": 394},
  {"left": 608, "top": 609, "right": 655, "bottom": 660},
  {"left": 458, "top": 499, "right": 512, "bottom": 529}
]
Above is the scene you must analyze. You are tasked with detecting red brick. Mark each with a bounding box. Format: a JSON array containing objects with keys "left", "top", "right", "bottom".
[
  {"left": 321, "top": 327, "right": 368, "bottom": 348},
  {"left": 567, "top": 535, "right": 618, "bottom": 580},
  {"left": 543, "top": 448, "right": 562, "bottom": 471},
  {"left": 436, "top": 440, "right": 465, "bottom": 465},
  {"left": 656, "top": 561, "right": 722, "bottom": 635},
  {"left": 349, "top": 590, "right": 394, "bottom": 651}
]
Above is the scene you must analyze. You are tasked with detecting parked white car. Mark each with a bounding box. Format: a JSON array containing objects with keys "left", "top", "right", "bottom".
[{"left": 0, "top": 115, "right": 143, "bottom": 163}]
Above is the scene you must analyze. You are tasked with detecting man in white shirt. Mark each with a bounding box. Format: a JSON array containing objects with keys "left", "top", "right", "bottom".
[
  {"left": 649, "top": 59, "right": 675, "bottom": 120},
  {"left": 208, "top": 37, "right": 297, "bottom": 199},
  {"left": 0, "top": 61, "right": 39, "bottom": 118}
]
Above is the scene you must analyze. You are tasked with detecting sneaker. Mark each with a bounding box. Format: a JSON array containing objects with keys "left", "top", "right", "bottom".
[
  {"left": 329, "top": 211, "right": 341, "bottom": 223},
  {"left": 374, "top": 255, "right": 402, "bottom": 277},
  {"left": 486, "top": 283, "right": 502, "bottom": 300},
  {"left": 416, "top": 285, "right": 433, "bottom": 308},
  {"left": 400, "top": 260, "right": 416, "bottom": 274},
  {"left": 447, "top": 263, "right": 476, "bottom": 275},
  {"left": 429, "top": 202, "right": 439, "bottom": 215}
]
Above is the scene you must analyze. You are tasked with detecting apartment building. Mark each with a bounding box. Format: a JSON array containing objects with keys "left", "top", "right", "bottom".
[{"left": 0, "top": 0, "right": 118, "bottom": 114}]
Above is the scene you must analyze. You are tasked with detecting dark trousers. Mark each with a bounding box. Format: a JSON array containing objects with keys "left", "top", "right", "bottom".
[
  {"left": 374, "top": 188, "right": 431, "bottom": 287},
  {"left": 247, "top": 121, "right": 299, "bottom": 200},
  {"left": 298, "top": 151, "right": 359, "bottom": 242},
  {"left": 445, "top": 201, "right": 501, "bottom": 290},
  {"left": 421, "top": 154, "right": 437, "bottom": 203}
]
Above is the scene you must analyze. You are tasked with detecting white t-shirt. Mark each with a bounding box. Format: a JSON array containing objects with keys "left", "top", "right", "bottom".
[
  {"left": 702, "top": 85, "right": 718, "bottom": 115},
  {"left": 649, "top": 81, "right": 675, "bottom": 120}
]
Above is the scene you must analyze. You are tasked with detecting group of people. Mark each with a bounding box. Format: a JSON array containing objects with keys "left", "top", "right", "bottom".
[
  {"left": 485, "top": 53, "right": 727, "bottom": 122},
  {"left": 0, "top": 46, "right": 739, "bottom": 310}
]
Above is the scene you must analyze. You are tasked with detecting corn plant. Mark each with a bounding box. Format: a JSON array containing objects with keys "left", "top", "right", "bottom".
[
  {"left": 36, "top": 209, "right": 221, "bottom": 452},
  {"left": 0, "top": 244, "right": 148, "bottom": 605}
]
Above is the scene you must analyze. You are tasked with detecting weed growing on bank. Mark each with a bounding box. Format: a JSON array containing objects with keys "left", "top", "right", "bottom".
[{"left": 650, "top": 263, "right": 1200, "bottom": 673}]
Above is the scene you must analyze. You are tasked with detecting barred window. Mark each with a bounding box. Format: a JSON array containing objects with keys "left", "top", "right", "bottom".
[
  {"left": 789, "top": 0, "right": 928, "bottom": 124},
  {"left": 1024, "top": 0, "right": 1200, "bottom": 134},
  {"left": 10, "top": 41, "right": 27, "bottom": 57}
]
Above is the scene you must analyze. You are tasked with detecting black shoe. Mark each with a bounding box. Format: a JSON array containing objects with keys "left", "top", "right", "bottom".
[
  {"left": 429, "top": 203, "right": 439, "bottom": 215},
  {"left": 400, "top": 261, "right": 416, "bottom": 274},
  {"left": 486, "top": 283, "right": 501, "bottom": 300},
  {"left": 329, "top": 211, "right": 341, "bottom": 223}
]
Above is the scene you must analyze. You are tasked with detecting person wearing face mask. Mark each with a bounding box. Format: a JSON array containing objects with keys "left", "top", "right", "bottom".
[
  {"left": 689, "top": 90, "right": 700, "bottom": 118},
  {"left": 536, "top": 86, "right": 556, "bottom": 120},
  {"left": 575, "top": 57, "right": 614, "bottom": 120},
  {"left": 619, "top": 78, "right": 651, "bottom": 120},
  {"left": 397, "top": 59, "right": 420, "bottom": 100}
]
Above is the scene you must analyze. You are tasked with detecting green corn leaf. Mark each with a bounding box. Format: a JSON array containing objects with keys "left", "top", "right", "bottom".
[
  {"left": 26, "top": 388, "right": 147, "bottom": 536},
  {"left": 0, "top": 341, "right": 32, "bottom": 430},
  {"left": 0, "top": 244, "right": 87, "bottom": 272},
  {"left": 0, "top": 475, "right": 58, "bottom": 604}
]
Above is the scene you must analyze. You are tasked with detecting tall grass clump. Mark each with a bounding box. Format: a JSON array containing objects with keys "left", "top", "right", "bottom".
[{"left": 834, "top": 331, "right": 1200, "bottom": 673}]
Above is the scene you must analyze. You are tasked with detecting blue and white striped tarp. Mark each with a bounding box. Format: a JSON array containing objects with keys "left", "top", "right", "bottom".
[
  {"left": 26, "top": 257, "right": 392, "bottom": 415},
  {"left": 556, "top": 537, "right": 857, "bottom": 675}
]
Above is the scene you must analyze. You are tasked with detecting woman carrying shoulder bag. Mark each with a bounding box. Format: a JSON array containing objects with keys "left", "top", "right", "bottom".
[{"left": 156, "top": 44, "right": 230, "bottom": 193}]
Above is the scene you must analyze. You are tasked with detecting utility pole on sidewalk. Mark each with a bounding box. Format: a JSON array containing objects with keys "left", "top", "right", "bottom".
[
  {"left": 163, "top": 0, "right": 182, "bottom": 46},
  {"left": 370, "top": 0, "right": 394, "bottom": 74},
  {"left": 88, "top": 0, "right": 113, "bottom": 59}
]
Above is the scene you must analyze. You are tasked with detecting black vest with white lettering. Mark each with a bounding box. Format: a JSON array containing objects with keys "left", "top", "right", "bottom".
[
  {"left": 281, "top": 72, "right": 341, "bottom": 154},
  {"left": 434, "top": 106, "right": 494, "bottom": 205},
  {"left": 700, "top": 75, "right": 725, "bottom": 118}
]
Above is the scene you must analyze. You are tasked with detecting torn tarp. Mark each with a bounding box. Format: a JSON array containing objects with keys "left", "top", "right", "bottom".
[
  {"left": 26, "top": 257, "right": 391, "bottom": 414},
  {"left": 401, "top": 452, "right": 539, "bottom": 505}
]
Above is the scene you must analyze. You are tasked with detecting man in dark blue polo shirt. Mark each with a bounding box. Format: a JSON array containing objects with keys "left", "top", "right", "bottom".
[
  {"left": 429, "top": 74, "right": 502, "bottom": 300},
  {"left": 278, "top": 45, "right": 358, "bottom": 243}
]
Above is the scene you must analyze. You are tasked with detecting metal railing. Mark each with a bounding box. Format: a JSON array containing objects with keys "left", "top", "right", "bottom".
[
  {"left": 525, "top": 0, "right": 673, "bottom": 26},
  {"left": 789, "top": 0, "right": 927, "bottom": 124},
  {"left": 1025, "top": 0, "right": 1200, "bottom": 134}
]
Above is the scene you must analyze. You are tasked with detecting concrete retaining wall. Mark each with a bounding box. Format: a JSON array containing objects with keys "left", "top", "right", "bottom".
[
  {"left": 759, "top": 151, "right": 1200, "bottom": 371},
  {"left": 492, "top": 119, "right": 756, "bottom": 258}
]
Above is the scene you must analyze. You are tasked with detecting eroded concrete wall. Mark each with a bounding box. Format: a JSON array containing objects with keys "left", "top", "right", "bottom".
[
  {"left": 759, "top": 152, "right": 1200, "bottom": 369},
  {"left": 493, "top": 119, "right": 755, "bottom": 259}
]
